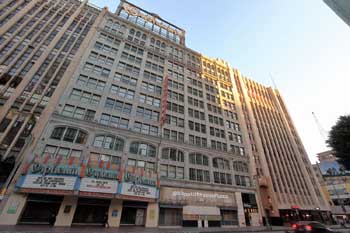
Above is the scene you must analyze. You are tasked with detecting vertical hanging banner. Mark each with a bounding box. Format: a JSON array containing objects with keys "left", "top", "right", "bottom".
[{"left": 160, "top": 75, "right": 169, "bottom": 128}]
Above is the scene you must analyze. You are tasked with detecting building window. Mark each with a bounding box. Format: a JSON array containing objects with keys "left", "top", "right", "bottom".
[
  {"left": 139, "top": 94, "right": 160, "bottom": 108},
  {"left": 104, "top": 98, "right": 132, "bottom": 114},
  {"left": 129, "top": 142, "right": 156, "bottom": 157},
  {"left": 133, "top": 121, "right": 158, "bottom": 136},
  {"left": 189, "top": 153, "right": 209, "bottom": 166},
  {"left": 90, "top": 152, "right": 121, "bottom": 166},
  {"left": 50, "top": 126, "right": 87, "bottom": 144},
  {"left": 62, "top": 105, "right": 95, "bottom": 121},
  {"left": 233, "top": 162, "right": 249, "bottom": 172},
  {"left": 160, "top": 164, "right": 184, "bottom": 179},
  {"left": 161, "top": 148, "right": 184, "bottom": 162},
  {"left": 235, "top": 175, "right": 251, "bottom": 187},
  {"left": 92, "top": 135, "right": 124, "bottom": 151},
  {"left": 100, "top": 113, "right": 129, "bottom": 129},
  {"left": 213, "top": 158, "right": 230, "bottom": 170},
  {"left": 189, "top": 168, "right": 210, "bottom": 182},
  {"left": 214, "top": 172, "right": 232, "bottom": 185},
  {"left": 42, "top": 145, "right": 82, "bottom": 159},
  {"left": 136, "top": 107, "right": 159, "bottom": 121},
  {"left": 110, "top": 85, "right": 135, "bottom": 100},
  {"left": 127, "top": 159, "right": 155, "bottom": 172}
]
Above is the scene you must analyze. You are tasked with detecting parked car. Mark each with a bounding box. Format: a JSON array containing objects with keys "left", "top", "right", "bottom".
[{"left": 290, "top": 221, "right": 335, "bottom": 233}]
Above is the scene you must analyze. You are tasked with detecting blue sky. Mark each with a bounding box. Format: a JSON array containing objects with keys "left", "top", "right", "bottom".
[{"left": 90, "top": 0, "right": 350, "bottom": 163}]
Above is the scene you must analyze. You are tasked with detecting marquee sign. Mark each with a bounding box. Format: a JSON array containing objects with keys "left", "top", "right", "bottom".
[
  {"left": 124, "top": 171, "right": 157, "bottom": 187},
  {"left": 85, "top": 167, "right": 118, "bottom": 180},
  {"left": 19, "top": 174, "right": 77, "bottom": 190},
  {"left": 23, "top": 160, "right": 119, "bottom": 180},
  {"left": 28, "top": 163, "right": 79, "bottom": 176},
  {"left": 120, "top": 183, "right": 157, "bottom": 199},
  {"left": 80, "top": 178, "right": 118, "bottom": 194}
]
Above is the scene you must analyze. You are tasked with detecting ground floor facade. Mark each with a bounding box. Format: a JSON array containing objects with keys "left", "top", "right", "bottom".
[{"left": 0, "top": 186, "right": 259, "bottom": 228}]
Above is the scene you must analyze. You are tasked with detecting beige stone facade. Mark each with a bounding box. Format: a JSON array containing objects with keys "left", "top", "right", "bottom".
[
  {"left": 0, "top": 0, "right": 329, "bottom": 228},
  {"left": 234, "top": 75, "right": 331, "bottom": 224}
]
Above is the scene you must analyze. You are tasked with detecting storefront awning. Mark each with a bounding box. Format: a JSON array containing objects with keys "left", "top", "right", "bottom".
[
  {"left": 183, "top": 205, "right": 220, "bottom": 216},
  {"left": 160, "top": 203, "right": 183, "bottom": 209}
]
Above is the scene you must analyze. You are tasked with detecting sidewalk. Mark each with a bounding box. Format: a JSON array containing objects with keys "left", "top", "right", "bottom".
[
  {"left": 2, "top": 225, "right": 350, "bottom": 233},
  {"left": 0, "top": 225, "right": 290, "bottom": 233}
]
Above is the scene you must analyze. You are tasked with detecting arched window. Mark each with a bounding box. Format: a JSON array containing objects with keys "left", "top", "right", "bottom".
[
  {"left": 135, "top": 31, "right": 141, "bottom": 37},
  {"left": 151, "top": 38, "right": 155, "bottom": 44},
  {"left": 93, "top": 135, "right": 124, "bottom": 151},
  {"left": 129, "top": 142, "right": 156, "bottom": 157},
  {"left": 50, "top": 126, "right": 87, "bottom": 144},
  {"left": 129, "top": 28, "right": 135, "bottom": 35},
  {"left": 141, "top": 33, "right": 146, "bottom": 40},
  {"left": 189, "top": 153, "right": 208, "bottom": 166},
  {"left": 213, "top": 157, "right": 230, "bottom": 170},
  {"left": 161, "top": 148, "right": 184, "bottom": 162},
  {"left": 106, "top": 19, "right": 113, "bottom": 27}
]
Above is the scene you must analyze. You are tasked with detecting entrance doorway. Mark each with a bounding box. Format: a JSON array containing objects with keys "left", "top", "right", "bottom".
[
  {"left": 19, "top": 194, "right": 63, "bottom": 225},
  {"left": 72, "top": 198, "right": 110, "bottom": 225},
  {"left": 120, "top": 201, "right": 147, "bottom": 226}
]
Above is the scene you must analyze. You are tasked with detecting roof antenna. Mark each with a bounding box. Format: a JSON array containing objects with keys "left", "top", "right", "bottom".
[{"left": 270, "top": 73, "right": 278, "bottom": 89}]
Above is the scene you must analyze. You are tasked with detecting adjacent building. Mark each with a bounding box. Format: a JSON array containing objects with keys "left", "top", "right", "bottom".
[
  {"left": 0, "top": 0, "right": 329, "bottom": 228},
  {"left": 314, "top": 150, "right": 350, "bottom": 221},
  {"left": 233, "top": 75, "right": 331, "bottom": 224},
  {"left": 0, "top": 0, "right": 102, "bottom": 192},
  {"left": 324, "top": 0, "right": 350, "bottom": 27}
]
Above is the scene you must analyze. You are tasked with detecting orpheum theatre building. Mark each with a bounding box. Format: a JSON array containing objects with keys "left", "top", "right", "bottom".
[
  {"left": 0, "top": 113, "right": 260, "bottom": 228},
  {"left": 0, "top": 0, "right": 261, "bottom": 228}
]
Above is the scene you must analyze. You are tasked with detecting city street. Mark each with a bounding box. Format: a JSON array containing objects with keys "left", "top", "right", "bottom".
[{"left": 1, "top": 225, "right": 350, "bottom": 233}]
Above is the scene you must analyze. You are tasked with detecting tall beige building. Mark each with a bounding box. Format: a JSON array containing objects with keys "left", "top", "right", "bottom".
[
  {"left": 234, "top": 74, "right": 330, "bottom": 224},
  {"left": 0, "top": 0, "right": 329, "bottom": 228}
]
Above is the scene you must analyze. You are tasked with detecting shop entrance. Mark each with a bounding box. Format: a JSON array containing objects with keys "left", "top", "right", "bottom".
[
  {"left": 221, "top": 209, "right": 238, "bottom": 226},
  {"left": 120, "top": 201, "right": 147, "bottom": 226},
  {"left": 72, "top": 198, "right": 110, "bottom": 225},
  {"left": 19, "top": 194, "right": 63, "bottom": 225},
  {"left": 159, "top": 206, "right": 182, "bottom": 226}
]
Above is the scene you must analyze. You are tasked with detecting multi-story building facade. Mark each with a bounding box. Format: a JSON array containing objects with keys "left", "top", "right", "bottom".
[
  {"left": 314, "top": 150, "right": 350, "bottom": 221},
  {"left": 0, "top": 0, "right": 259, "bottom": 228},
  {"left": 0, "top": 0, "right": 102, "bottom": 192},
  {"left": 0, "top": 0, "right": 329, "bottom": 228},
  {"left": 234, "top": 75, "right": 331, "bottom": 224}
]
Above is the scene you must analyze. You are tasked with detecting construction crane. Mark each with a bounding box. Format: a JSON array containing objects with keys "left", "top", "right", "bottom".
[{"left": 312, "top": 112, "right": 328, "bottom": 141}]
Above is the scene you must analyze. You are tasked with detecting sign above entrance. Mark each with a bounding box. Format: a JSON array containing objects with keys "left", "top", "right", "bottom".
[
  {"left": 120, "top": 183, "right": 157, "bottom": 199},
  {"left": 19, "top": 175, "right": 77, "bottom": 190},
  {"left": 172, "top": 191, "right": 229, "bottom": 199},
  {"left": 160, "top": 187, "right": 236, "bottom": 207},
  {"left": 79, "top": 178, "right": 118, "bottom": 194}
]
